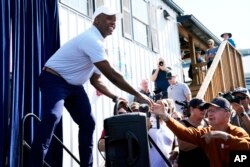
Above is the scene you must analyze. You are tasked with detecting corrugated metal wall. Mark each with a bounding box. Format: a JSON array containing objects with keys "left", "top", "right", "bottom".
[{"left": 58, "top": 0, "right": 182, "bottom": 166}]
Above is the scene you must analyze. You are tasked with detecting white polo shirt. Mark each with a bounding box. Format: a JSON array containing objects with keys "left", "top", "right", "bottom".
[
  {"left": 45, "top": 25, "right": 106, "bottom": 85},
  {"left": 168, "top": 82, "right": 191, "bottom": 114}
]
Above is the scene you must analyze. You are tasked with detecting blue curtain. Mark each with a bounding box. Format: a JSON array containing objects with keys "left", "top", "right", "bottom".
[
  {"left": 1, "top": 0, "right": 62, "bottom": 166},
  {"left": 0, "top": 0, "right": 11, "bottom": 166}
]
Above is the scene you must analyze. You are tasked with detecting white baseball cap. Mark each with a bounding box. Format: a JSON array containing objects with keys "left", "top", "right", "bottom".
[{"left": 92, "top": 5, "right": 121, "bottom": 21}]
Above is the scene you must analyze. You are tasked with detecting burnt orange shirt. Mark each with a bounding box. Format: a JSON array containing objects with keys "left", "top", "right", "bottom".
[{"left": 166, "top": 117, "right": 250, "bottom": 167}]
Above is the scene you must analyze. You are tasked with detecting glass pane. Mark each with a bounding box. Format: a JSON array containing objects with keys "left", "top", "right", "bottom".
[
  {"left": 60, "top": 0, "right": 89, "bottom": 15},
  {"left": 123, "top": 0, "right": 130, "bottom": 10},
  {"left": 131, "top": 0, "right": 148, "bottom": 24},
  {"left": 123, "top": 11, "right": 132, "bottom": 38},
  {"left": 133, "top": 19, "right": 148, "bottom": 46}
]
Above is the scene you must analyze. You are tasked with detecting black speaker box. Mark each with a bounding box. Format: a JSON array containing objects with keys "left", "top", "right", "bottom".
[{"left": 104, "top": 112, "right": 150, "bottom": 167}]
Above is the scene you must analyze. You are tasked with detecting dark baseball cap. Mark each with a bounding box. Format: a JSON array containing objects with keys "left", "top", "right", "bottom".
[
  {"left": 166, "top": 71, "right": 177, "bottom": 79},
  {"left": 232, "top": 87, "right": 250, "bottom": 97},
  {"left": 189, "top": 98, "right": 206, "bottom": 109},
  {"left": 203, "top": 97, "right": 231, "bottom": 112}
]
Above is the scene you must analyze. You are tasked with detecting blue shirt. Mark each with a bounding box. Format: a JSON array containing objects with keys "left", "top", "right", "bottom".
[
  {"left": 228, "top": 38, "right": 236, "bottom": 47},
  {"left": 205, "top": 47, "right": 218, "bottom": 62},
  {"left": 152, "top": 69, "right": 170, "bottom": 92}
]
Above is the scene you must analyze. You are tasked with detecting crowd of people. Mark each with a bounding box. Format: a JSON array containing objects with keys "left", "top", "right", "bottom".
[
  {"left": 188, "top": 32, "right": 236, "bottom": 81},
  {"left": 31, "top": 4, "right": 248, "bottom": 167},
  {"left": 98, "top": 73, "right": 250, "bottom": 167},
  {"left": 97, "top": 51, "right": 250, "bottom": 167}
]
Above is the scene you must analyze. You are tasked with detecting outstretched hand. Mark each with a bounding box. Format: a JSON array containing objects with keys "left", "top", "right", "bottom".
[
  {"left": 201, "top": 131, "right": 229, "bottom": 144},
  {"left": 136, "top": 93, "right": 154, "bottom": 108},
  {"left": 116, "top": 97, "right": 129, "bottom": 110},
  {"left": 151, "top": 101, "right": 168, "bottom": 117}
]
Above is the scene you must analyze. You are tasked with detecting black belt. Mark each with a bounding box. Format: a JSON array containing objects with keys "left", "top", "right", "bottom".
[{"left": 42, "top": 67, "right": 61, "bottom": 77}]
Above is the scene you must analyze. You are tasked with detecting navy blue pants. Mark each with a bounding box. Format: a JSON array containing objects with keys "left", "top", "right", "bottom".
[{"left": 31, "top": 71, "right": 95, "bottom": 167}]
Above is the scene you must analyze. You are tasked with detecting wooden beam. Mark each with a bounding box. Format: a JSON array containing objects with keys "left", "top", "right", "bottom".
[
  {"left": 218, "top": 61, "right": 226, "bottom": 92},
  {"left": 226, "top": 44, "right": 235, "bottom": 89},
  {"left": 196, "top": 41, "right": 227, "bottom": 99},
  {"left": 178, "top": 25, "right": 208, "bottom": 51}
]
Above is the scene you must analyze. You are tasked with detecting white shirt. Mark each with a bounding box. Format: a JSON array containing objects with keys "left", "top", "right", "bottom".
[
  {"left": 45, "top": 26, "right": 106, "bottom": 85},
  {"left": 148, "top": 121, "right": 175, "bottom": 167}
]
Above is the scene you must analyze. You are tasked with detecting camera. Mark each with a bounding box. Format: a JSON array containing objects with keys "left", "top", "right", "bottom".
[
  {"left": 218, "top": 91, "right": 241, "bottom": 104},
  {"left": 139, "top": 104, "right": 151, "bottom": 118},
  {"left": 175, "top": 100, "right": 190, "bottom": 117},
  {"left": 159, "top": 61, "right": 164, "bottom": 66},
  {"left": 139, "top": 103, "right": 160, "bottom": 129}
]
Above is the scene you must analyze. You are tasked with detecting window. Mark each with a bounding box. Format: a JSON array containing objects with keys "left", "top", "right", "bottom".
[
  {"left": 133, "top": 19, "right": 148, "bottom": 46},
  {"left": 60, "top": 0, "right": 91, "bottom": 15},
  {"left": 122, "top": 0, "right": 132, "bottom": 38},
  {"left": 121, "top": 0, "right": 159, "bottom": 51},
  {"left": 149, "top": 5, "right": 159, "bottom": 52},
  {"left": 59, "top": 0, "right": 104, "bottom": 17}
]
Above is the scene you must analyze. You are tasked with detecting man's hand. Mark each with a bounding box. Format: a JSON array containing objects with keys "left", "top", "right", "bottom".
[
  {"left": 152, "top": 101, "right": 165, "bottom": 115},
  {"left": 231, "top": 102, "right": 245, "bottom": 115},
  {"left": 116, "top": 98, "right": 129, "bottom": 110},
  {"left": 151, "top": 101, "right": 170, "bottom": 122},
  {"left": 201, "top": 131, "right": 229, "bottom": 143},
  {"left": 135, "top": 93, "right": 154, "bottom": 108}
]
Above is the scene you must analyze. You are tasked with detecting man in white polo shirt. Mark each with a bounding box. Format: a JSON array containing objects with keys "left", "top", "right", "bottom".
[
  {"left": 166, "top": 70, "right": 191, "bottom": 117},
  {"left": 30, "top": 5, "right": 153, "bottom": 167}
]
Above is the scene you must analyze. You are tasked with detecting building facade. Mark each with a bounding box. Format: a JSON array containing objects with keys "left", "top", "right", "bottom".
[{"left": 58, "top": 0, "right": 182, "bottom": 166}]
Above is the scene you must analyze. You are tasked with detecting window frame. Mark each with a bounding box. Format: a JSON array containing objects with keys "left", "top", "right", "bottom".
[
  {"left": 59, "top": 0, "right": 104, "bottom": 18},
  {"left": 121, "top": 0, "right": 159, "bottom": 52}
]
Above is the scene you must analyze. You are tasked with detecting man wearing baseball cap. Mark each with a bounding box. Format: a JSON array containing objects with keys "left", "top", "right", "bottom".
[
  {"left": 152, "top": 97, "right": 250, "bottom": 167},
  {"left": 92, "top": 5, "right": 121, "bottom": 21},
  {"left": 232, "top": 87, "right": 250, "bottom": 110},
  {"left": 231, "top": 87, "right": 250, "bottom": 134},
  {"left": 166, "top": 70, "right": 192, "bottom": 116},
  {"left": 30, "top": 5, "right": 153, "bottom": 167}
]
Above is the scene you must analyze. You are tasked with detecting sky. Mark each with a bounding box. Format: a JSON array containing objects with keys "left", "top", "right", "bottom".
[{"left": 173, "top": 0, "right": 250, "bottom": 49}]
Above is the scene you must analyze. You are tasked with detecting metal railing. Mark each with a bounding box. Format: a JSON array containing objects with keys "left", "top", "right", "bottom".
[{"left": 21, "top": 113, "right": 80, "bottom": 167}]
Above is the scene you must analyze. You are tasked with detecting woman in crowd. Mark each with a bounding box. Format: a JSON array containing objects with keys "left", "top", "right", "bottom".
[{"left": 177, "top": 98, "right": 210, "bottom": 167}]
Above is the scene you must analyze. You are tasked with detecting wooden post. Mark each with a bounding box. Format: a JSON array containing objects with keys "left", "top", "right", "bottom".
[{"left": 189, "top": 36, "right": 198, "bottom": 85}]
